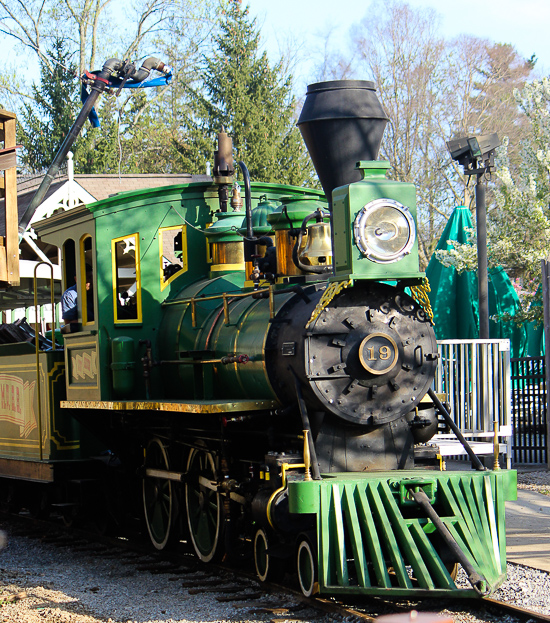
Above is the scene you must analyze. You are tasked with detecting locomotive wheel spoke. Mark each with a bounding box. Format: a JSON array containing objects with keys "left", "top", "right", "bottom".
[
  {"left": 142, "top": 438, "right": 175, "bottom": 551},
  {"left": 198, "top": 475, "right": 217, "bottom": 491},
  {"left": 208, "top": 499, "right": 218, "bottom": 513},
  {"left": 185, "top": 447, "right": 222, "bottom": 563}
]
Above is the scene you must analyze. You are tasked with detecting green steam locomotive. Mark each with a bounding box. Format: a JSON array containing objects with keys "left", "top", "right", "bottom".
[{"left": 0, "top": 79, "right": 516, "bottom": 598}]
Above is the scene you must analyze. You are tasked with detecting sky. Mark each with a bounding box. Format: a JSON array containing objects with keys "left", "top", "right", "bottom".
[{"left": 248, "top": 0, "right": 549, "bottom": 91}]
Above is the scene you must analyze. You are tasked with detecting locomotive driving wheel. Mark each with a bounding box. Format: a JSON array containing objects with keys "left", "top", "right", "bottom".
[
  {"left": 142, "top": 437, "right": 175, "bottom": 550},
  {"left": 296, "top": 535, "right": 318, "bottom": 597},
  {"left": 185, "top": 447, "right": 222, "bottom": 562},
  {"left": 254, "top": 528, "right": 284, "bottom": 582}
]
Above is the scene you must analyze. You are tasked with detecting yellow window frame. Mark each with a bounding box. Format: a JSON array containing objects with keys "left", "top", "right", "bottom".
[
  {"left": 159, "top": 225, "right": 188, "bottom": 291},
  {"left": 112, "top": 233, "right": 142, "bottom": 324},
  {"left": 80, "top": 234, "right": 94, "bottom": 326}
]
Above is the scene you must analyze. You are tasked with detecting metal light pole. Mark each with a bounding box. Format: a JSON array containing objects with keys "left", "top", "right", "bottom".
[
  {"left": 447, "top": 133, "right": 500, "bottom": 340},
  {"left": 476, "top": 174, "right": 489, "bottom": 338}
]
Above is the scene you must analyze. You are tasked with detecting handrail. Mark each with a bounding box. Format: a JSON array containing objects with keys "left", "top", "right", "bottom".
[
  {"left": 33, "top": 261, "right": 56, "bottom": 461},
  {"left": 161, "top": 285, "right": 272, "bottom": 306},
  {"left": 163, "top": 284, "right": 278, "bottom": 328},
  {"left": 428, "top": 388, "right": 486, "bottom": 471}
]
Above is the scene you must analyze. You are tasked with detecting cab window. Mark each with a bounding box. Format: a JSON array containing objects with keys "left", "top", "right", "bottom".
[
  {"left": 63, "top": 239, "right": 76, "bottom": 291},
  {"left": 80, "top": 235, "right": 94, "bottom": 325},
  {"left": 160, "top": 225, "right": 187, "bottom": 290},
  {"left": 112, "top": 234, "right": 142, "bottom": 323}
]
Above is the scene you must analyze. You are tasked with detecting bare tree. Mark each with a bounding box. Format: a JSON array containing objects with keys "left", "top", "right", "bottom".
[
  {"left": 310, "top": 0, "right": 536, "bottom": 267},
  {"left": 350, "top": 0, "right": 451, "bottom": 266},
  {"left": 310, "top": 24, "right": 356, "bottom": 84},
  {"left": 447, "top": 37, "right": 534, "bottom": 174},
  {"left": 0, "top": 0, "right": 216, "bottom": 82},
  {"left": 0, "top": 0, "right": 58, "bottom": 71},
  {"left": 0, "top": 0, "right": 219, "bottom": 174}
]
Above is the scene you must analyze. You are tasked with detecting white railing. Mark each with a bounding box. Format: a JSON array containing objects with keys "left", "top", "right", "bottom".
[
  {"left": 432, "top": 339, "right": 512, "bottom": 468},
  {"left": 2, "top": 303, "right": 61, "bottom": 334}
]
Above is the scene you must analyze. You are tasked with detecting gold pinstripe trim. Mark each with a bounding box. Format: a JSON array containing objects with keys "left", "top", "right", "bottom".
[{"left": 61, "top": 399, "right": 279, "bottom": 413}]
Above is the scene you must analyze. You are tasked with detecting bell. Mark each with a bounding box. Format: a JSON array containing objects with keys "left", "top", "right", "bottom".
[
  {"left": 299, "top": 221, "right": 332, "bottom": 266},
  {"left": 230, "top": 182, "right": 243, "bottom": 211}
]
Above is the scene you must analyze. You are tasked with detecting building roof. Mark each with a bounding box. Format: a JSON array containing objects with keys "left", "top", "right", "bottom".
[
  {"left": 0, "top": 170, "right": 213, "bottom": 312},
  {"left": 0, "top": 172, "right": 212, "bottom": 236}
]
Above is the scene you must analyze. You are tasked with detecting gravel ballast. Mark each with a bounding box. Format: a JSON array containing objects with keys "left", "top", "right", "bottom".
[
  {"left": 0, "top": 531, "right": 315, "bottom": 623},
  {"left": 0, "top": 467, "right": 548, "bottom": 622}
]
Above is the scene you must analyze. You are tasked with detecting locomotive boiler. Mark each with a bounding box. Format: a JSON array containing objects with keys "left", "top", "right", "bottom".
[{"left": 0, "top": 79, "right": 516, "bottom": 599}]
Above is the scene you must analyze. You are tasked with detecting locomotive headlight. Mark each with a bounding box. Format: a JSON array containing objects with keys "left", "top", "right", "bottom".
[{"left": 353, "top": 198, "right": 416, "bottom": 263}]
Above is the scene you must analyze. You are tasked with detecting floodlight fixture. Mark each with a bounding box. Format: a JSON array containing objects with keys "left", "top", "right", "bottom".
[
  {"left": 446, "top": 136, "right": 473, "bottom": 169},
  {"left": 446, "top": 132, "right": 500, "bottom": 174}
]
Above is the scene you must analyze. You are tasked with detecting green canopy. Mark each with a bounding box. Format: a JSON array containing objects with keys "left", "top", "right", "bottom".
[
  {"left": 524, "top": 287, "right": 545, "bottom": 356},
  {"left": 426, "top": 205, "right": 528, "bottom": 358}
]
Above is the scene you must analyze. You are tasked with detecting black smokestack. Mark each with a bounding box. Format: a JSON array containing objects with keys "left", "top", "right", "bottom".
[{"left": 297, "top": 80, "right": 389, "bottom": 207}]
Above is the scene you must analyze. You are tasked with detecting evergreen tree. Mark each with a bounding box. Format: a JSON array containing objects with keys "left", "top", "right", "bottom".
[
  {"left": 76, "top": 91, "right": 188, "bottom": 174},
  {"left": 178, "top": 0, "right": 315, "bottom": 186},
  {"left": 73, "top": 95, "right": 121, "bottom": 174},
  {"left": 17, "top": 39, "right": 164, "bottom": 175},
  {"left": 18, "top": 39, "right": 79, "bottom": 173}
]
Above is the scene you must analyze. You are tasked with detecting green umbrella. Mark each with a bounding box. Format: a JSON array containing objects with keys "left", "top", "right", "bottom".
[{"left": 426, "top": 205, "right": 527, "bottom": 358}]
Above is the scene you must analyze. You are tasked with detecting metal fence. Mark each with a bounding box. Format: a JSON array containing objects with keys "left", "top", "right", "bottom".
[
  {"left": 434, "top": 340, "right": 512, "bottom": 466},
  {"left": 510, "top": 356, "right": 547, "bottom": 464}
]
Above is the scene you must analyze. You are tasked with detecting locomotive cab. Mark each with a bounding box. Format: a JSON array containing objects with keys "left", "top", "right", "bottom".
[
  {"left": 35, "top": 205, "right": 100, "bottom": 401},
  {"left": 34, "top": 184, "right": 210, "bottom": 402}
]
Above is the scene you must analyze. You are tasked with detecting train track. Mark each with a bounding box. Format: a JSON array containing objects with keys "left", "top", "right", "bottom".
[
  {"left": 1, "top": 511, "right": 548, "bottom": 623},
  {"left": 328, "top": 594, "right": 550, "bottom": 623}
]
